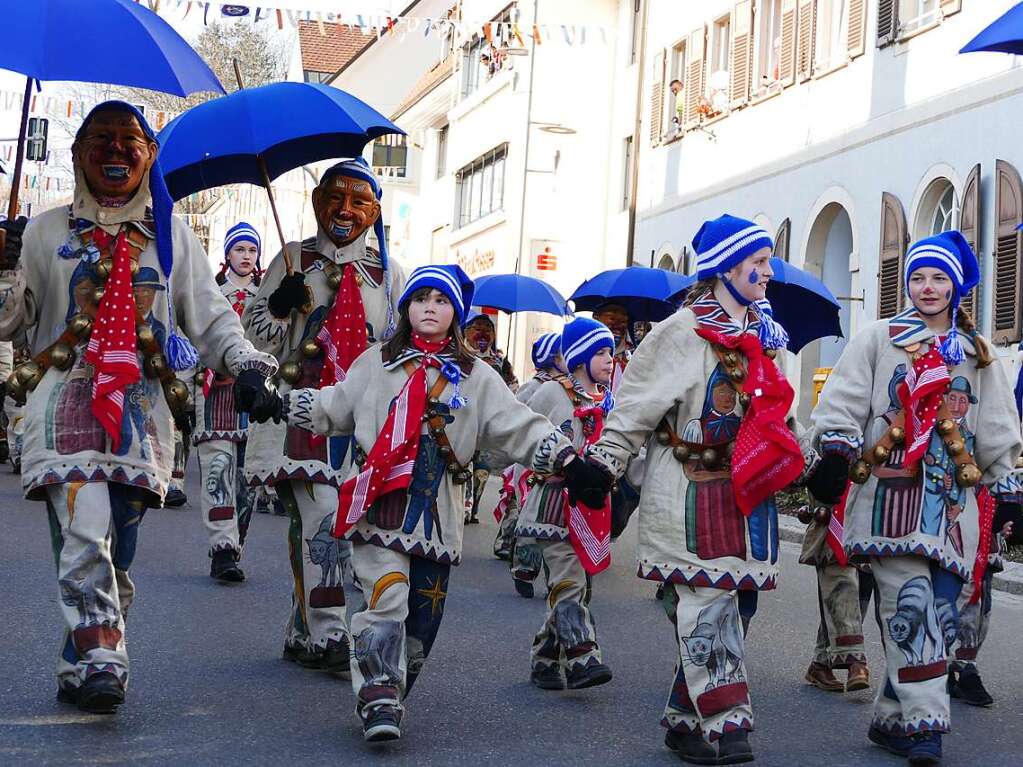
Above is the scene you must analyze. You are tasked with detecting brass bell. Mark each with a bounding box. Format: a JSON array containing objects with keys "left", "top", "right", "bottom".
[
  {"left": 68, "top": 313, "right": 93, "bottom": 337},
  {"left": 137, "top": 324, "right": 156, "bottom": 349},
  {"left": 656, "top": 430, "right": 672, "bottom": 446},
  {"left": 936, "top": 419, "right": 956, "bottom": 437},
  {"left": 144, "top": 353, "right": 168, "bottom": 378},
  {"left": 15, "top": 361, "right": 42, "bottom": 390},
  {"left": 301, "top": 338, "right": 320, "bottom": 358},
  {"left": 764, "top": 348, "right": 777, "bottom": 359},
  {"left": 439, "top": 445, "right": 452, "bottom": 457},
  {"left": 723, "top": 352, "right": 738, "bottom": 367},
  {"left": 738, "top": 392, "right": 751, "bottom": 409},
  {"left": 93, "top": 258, "right": 113, "bottom": 282},
  {"left": 280, "top": 361, "right": 302, "bottom": 385},
  {"left": 955, "top": 463, "right": 982, "bottom": 488},
  {"left": 130, "top": 259, "right": 140, "bottom": 276},
  {"left": 889, "top": 426, "right": 905, "bottom": 445},
  {"left": 872, "top": 444, "right": 891, "bottom": 464},
  {"left": 701, "top": 448, "right": 719, "bottom": 468},
  {"left": 325, "top": 267, "right": 343, "bottom": 290},
  {"left": 849, "top": 459, "right": 872, "bottom": 484},
  {"left": 50, "top": 344, "right": 74, "bottom": 371},
  {"left": 92, "top": 287, "right": 106, "bottom": 306},
  {"left": 814, "top": 507, "right": 831, "bottom": 524},
  {"left": 672, "top": 444, "right": 690, "bottom": 462},
  {"left": 1016, "top": 455, "right": 1023, "bottom": 469},
  {"left": 797, "top": 506, "right": 814, "bottom": 524},
  {"left": 729, "top": 368, "right": 745, "bottom": 383},
  {"left": 5, "top": 372, "right": 25, "bottom": 404},
  {"left": 945, "top": 438, "right": 965, "bottom": 457},
  {"left": 163, "top": 379, "right": 190, "bottom": 408}
]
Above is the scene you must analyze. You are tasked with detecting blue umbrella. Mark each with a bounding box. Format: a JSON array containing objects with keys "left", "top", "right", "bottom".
[
  {"left": 472, "top": 274, "right": 570, "bottom": 316},
  {"left": 766, "top": 258, "right": 843, "bottom": 353},
  {"left": 960, "top": 3, "right": 1023, "bottom": 55},
  {"left": 570, "top": 267, "right": 695, "bottom": 321},
  {"left": 158, "top": 82, "right": 403, "bottom": 200}
]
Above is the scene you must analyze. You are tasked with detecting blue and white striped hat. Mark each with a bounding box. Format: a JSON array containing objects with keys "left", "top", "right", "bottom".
[
  {"left": 224, "top": 221, "right": 261, "bottom": 257},
  {"left": 398, "top": 265, "right": 475, "bottom": 324},
  {"left": 904, "top": 230, "right": 979, "bottom": 297},
  {"left": 561, "top": 317, "right": 614, "bottom": 375},
  {"left": 531, "top": 332, "right": 561, "bottom": 369},
  {"left": 692, "top": 214, "right": 774, "bottom": 279}
]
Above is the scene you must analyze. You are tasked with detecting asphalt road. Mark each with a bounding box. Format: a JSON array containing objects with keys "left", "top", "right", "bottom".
[{"left": 1, "top": 466, "right": 1021, "bottom": 767}]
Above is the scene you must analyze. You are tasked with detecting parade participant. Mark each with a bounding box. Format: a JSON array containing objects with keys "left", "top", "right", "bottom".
[
  {"left": 193, "top": 222, "right": 263, "bottom": 581},
  {"left": 578, "top": 215, "right": 817, "bottom": 764},
  {"left": 243, "top": 158, "right": 406, "bottom": 675},
  {"left": 592, "top": 302, "right": 632, "bottom": 395},
  {"left": 515, "top": 317, "right": 616, "bottom": 691},
  {"left": 0, "top": 102, "right": 279, "bottom": 714},
  {"left": 251, "top": 265, "right": 598, "bottom": 742},
  {"left": 811, "top": 230, "right": 1023, "bottom": 764}
]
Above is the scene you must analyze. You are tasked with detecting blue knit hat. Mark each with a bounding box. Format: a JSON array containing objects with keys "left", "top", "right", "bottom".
[
  {"left": 904, "top": 230, "right": 979, "bottom": 366},
  {"left": 692, "top": 214, "right": 774, "bottom": 280},
  {"left": 561, "top": 317, "right": 614, "bottom": 376},
  {"left": 75, "top": 101, "right": 198, "bottom": 371},
  {"left": 224, "top": 221, "right": 261, "bottom": 257},
  {"left": 399, "top": 265, "right": 475, "bottom": 325},
  {"left": 531, "top": 332, "right": 561, "bottom": 369}
]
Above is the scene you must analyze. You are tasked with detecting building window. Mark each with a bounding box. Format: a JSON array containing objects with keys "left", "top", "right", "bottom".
[
  {"left": 931, "top": 184, "right": 957, "bottom": 234},
  {"left": 753, "top": 0, "right": 784, "bottom": 92},
  {"left": 912, "top": 178, "right": 958, "bottom": 242},
  {"left": 461, "top": 6, "right": 515, "bottom": 98},
  {"left": 303, "top": 70, "right": 331, "bottom": 84},
  {"left": 707, "top": 15, "right": 731, "bottom": 113},
  {"left": 454, "top": 145, "right": 507, "bottom": 229},
  {"left": 622, "top": 136, "right": 634, "bottom": 211},
  {"left": 372, "top": 134, "right": 408, "bottom": 179},
  {"left": 668, "top": 40, "right": 687, "bottom": 130},
  {"left": 815, "top": 0, "right": 850, "bottom": 72},
  {"left": 900, "top": 0, "right": 940, "bottom": 35},
  {"left": 436, "top": 125, "right": 449, "bottom": 179},
  {"left": 630, "top": 0, "right": 642, "bottom": 64}
]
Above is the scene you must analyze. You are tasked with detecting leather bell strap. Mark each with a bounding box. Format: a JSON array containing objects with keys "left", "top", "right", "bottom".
[
  {"left": 402, "top": 360, "right": 470, "bottom": 479},
  {"left": 857, "top": 401, "right": 978, "bottom": 479}
]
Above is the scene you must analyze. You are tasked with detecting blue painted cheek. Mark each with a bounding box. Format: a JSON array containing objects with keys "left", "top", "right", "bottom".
[
  {"left": 748, "top": 270, "right": 759, "bottom": 285},
  {"left": 945, "top": 290, "right": 951, "bottom": 300}
]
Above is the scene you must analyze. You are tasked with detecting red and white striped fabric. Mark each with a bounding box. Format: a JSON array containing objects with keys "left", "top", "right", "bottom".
[
  {"left": 493, "top": 466, "right": 516, "bottom": 522},
  {"left": 84, "top": 229, "right": 139, "bottom": 453},
  {"left": 826, "top": 483, "right": 850, "bottom": 567},
  {"left": 317, "top": 263, "right": 367, "bottom": 389},
  {"left": 897, "top": 348, "right": 950, "bottom": 467},
  {"left": 566, "top": 403, "right": 612, "bottom": 575}
]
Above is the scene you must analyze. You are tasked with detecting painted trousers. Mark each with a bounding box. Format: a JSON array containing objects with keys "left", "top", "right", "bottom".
[
  {"left": 169, "top": 427, "right": 187, "bottom": 492},
  {"left": 493, "top": 469, "right": 520, "bottom": 557},
  {"left": 276, "top": 480, "right": 351, "bottom": 652},
  {"left": 45, "top": 481, "right": 147, "bottom": 693},
  {"left": 869, "top": 555, "right": 963, "bottom": 735},
  {"left": 950, "top": 565, "right": 995, "bottom": 670},
  {"left": 530, "top": 539, "right": 602, "bottom": 673},
  {"left": 196, "top": 440, "right": 255, "bottom": 556},
  {"left": 349, "top": 543, "right": 450, "bottom": 719},
  {"left": 812, "top": 563, "right": 875, "bottom": 668}
]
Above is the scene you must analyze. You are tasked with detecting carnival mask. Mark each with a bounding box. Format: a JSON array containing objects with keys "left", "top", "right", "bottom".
[
  {"left": 75, "top": 110, "right": 157, "bottom": 201},
  {"left": 465, "top": 317, "right": 495, "bottom": 353},
  {"left": 593, "top": 304, "right": 629, "bottom": 348},
  {"left": 313, "top": 174, "right": 381, "bottom": 247}
]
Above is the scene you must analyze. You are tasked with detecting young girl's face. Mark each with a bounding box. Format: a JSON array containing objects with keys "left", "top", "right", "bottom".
[
  {"left": 587, "top": 347, "right": 615, "bottom": 385},
  {"left": 227, "top": 242, "right": 258, "bottom": 276},
  {"left": 409, "top": 289, "right": 455, "bottom": 341},
  {"left": 724, "top": 247, "right": 773, "bottom": 303},
  {"left": 908, "top": 267, "right": 953, "bottom": 316}
]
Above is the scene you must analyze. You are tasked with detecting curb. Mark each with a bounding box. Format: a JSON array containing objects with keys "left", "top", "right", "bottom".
[{"left": 777, "top": 515, "right": 1023, "bottom": 596}]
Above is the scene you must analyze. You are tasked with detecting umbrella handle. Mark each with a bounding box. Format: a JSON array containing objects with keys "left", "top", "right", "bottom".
[{"left": 5, "top": 77, "right": 33, "bottom": 222}]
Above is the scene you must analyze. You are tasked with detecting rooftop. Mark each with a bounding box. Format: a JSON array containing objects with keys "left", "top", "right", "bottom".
[{"left": 298, "top": 21, "right": 375, "bottom": 76}]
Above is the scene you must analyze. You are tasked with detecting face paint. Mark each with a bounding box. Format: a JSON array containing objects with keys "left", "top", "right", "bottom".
[{"left": 748, "top": 269, "right": 759, "bottom": 285}]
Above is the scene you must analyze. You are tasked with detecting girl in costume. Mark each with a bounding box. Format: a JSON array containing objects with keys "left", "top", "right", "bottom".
[
  {"left": 251, "top": 265, "right": 599, "bottom": 742},
  {"left": 583, "top": 215, "right": 819, "bottom": 765},
  {"left": 811, "top": 231, "right": 1022, "bottom": 765}
]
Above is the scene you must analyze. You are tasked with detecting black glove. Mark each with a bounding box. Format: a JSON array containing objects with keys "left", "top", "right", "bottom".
[
  {"left": 174, "top": 409, "right": 196, "bottom": 440},
  {"left": 0, "top": 216, "right": 28, "bottom": 270},
  {"left": 267, "top": 273, "right": 308, "bottom": 319},
  {"left": 806, "top": 453, "right": 850, "bottom": 506},
  {"left": 562, "top": 454, "right": 612, "bottom": 509},
  {"left": 994, "top": 501, "right": 1023, "bottom": 545},
  {"left": 233, "top": 368, "right": 283, "bottom": 423}
]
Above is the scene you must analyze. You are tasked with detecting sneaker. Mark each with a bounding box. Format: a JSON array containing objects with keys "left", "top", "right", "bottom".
[
  {"left": 76, "top": 671, "right": 124, "bottom": 714},
  {"left": 805, "top": 661, "right": 845, "bottom": 692},
  {"left": 210, "top": 549, "right": 245, "bottom": 582},
  {"left": 867, "top": 726, "right": 913, "bottom": 757},
  {"left": 164, "top": 488, "right": 187, "bottom": 508},
  {"left": 566, "top": 661, "right": 612, "bottom": 690},
  {"left": 664, "top": 729, "right": 717, "bottom": 765},
  {"left": 908, "top": 732, "right": 942, "bottom": 766},
  {"left": 530, "top": 665, "right": 566, "bottom": 690},
  {"left": 716, "top": 730, "right": 754, "bottom": 765},
  {"left": 513, "top": 577, "right": 534, "bottom": 599},
  {"left": 846, "top": 661, "right": 870, "bottom": 692},
  {"left": 322, "top": 636, "right": 351, "bottom": 678},
  {"left": 363, "top": 705, "right": 402, "bottom": 742},
  {"left": 955, "top": 666, "right": 993, "bottom": 707}
]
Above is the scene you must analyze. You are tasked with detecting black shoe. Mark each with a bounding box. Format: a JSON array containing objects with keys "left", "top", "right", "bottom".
[
  {"left": 947, "top": 668, "right": 959, "bottom": 698},
  {"left": 867, "top": 726, "right": 913, "bottom": 757},
  {"left": 76, "top": 671, "right": 124, "bottom": 714},
  {"left": 284, "top": 643, "right": 324, "bottom": 669},
  {"left": 0, "top": 440, "right": 9, "bottom": 464},
  {"left": 513, "top": 577, "right": 534, "bottom": 599},
  {"left": 955, "top": 667, "right": 993, "bottom": 707},
  {"left": 56, "top": 685, "right": 78, "bottom": 705},
  {"left": 466, "top": 515, "right": 480, "bottom": 524},
  {"left": 210, "top": 549, "right": 245, "bottom": 582},
  {"left": 566, "top": 661, "right": 612, "bottom": 690},
  {"left": 164, "top": 488, "right": 187, "bottom": 507},
  {"left": 494, "top": 544, "right": 512, "bottom": 561},
  {"left": 322, "top": 636, "right": 351, "bottom": 677},
  {"left": 530, "top": 665, "right": 566, "bottom": 690},
  {"left": 664, "top": 729, "right": 717, "bottom": 765},
  {"left": 716, "top": 729, "right": 754, "bottom": 765},
  {"left": 363, "top": 705, "right": 402, "bottom": 742},
  {"left": 908, "top": 732, "right": 942, "bottom": 765}
]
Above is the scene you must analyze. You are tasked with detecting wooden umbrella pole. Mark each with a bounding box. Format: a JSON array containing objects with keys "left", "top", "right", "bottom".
[{"left": 5, "top": 77, "right": 33, "bottom": 221}]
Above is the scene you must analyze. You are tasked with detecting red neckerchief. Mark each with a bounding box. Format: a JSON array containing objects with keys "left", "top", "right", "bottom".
[
  {"left": 84, "top": 229, "right": 139, "bottom": 452},
  {"left": 897, "top": 348, "right": 950, "bottom": 466},
  {"left": 332, "top": 335, "right": 450, "bottom": 538},
  {"left": 231, "top": 289, "right": 247, "bottom": 317},
  {"left": 566, "top": 390, "right": 612, "bottom": 574},
  {"left": 695, "top": 326, "right": 803, "bottom": 516},
  {"left": 317, "top": 263, "right": 367, "bottom": 388},
  {"left": 971, "top": 487, "right": 996, "bottom": 603}
]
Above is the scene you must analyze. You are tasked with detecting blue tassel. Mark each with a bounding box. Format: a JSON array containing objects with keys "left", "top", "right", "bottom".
[
  {"left": 165, "top": 332, "right": 199, "bottom": 371},
  {"left": 601, "top": 387, "right": 615, "bottom": 416},
  {"left": 439, "top": 358, "right": 467, "bottom": 409},
  {"left": 939, "top": 308, "right": 965, "bottom": 368},
  {"left": 755, "top": 299, "right": 790, "bottom": 351}
]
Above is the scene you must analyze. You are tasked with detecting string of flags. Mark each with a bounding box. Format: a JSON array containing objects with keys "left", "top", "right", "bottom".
[{"left": 0, "top": 89, "right": 180, "bottom": 130}]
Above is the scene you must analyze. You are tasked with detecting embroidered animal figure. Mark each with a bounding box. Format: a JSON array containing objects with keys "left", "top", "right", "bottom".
[
  {"left": 824, "top": 577, "right": 862, "bottom": 633},
  {"left": 205, "top": 452, "right": 234, "bottom": 508},
  {"left": 306, "top": 513, "right": 343, "bottom": 588},
  {"left": 553, "top": 599, "right": 592, "bottom": 650},
  {"left": 354, "top": 620, "right": 403, "bottom": 688},
  {"left": 681, "top": 597, "right": 744, "bottom": 691},
  {"left": 58, "top": 544, "right": 118, "bottom": 627},
  {"left": 934, "top": 598, "right": 959, "bottom": 651},
  {"left": 887, "top": 576, "right": 942, "bottom": 665}
]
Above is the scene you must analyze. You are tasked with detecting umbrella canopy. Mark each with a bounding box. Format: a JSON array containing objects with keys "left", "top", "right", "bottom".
[
  {"left": 766, "top": 258, "right": 843, "bottom": 353},
  {"left": 570, "top": 267, "right": 695, "bottom": 322},
  {"left": 157, "top": 82, "right": 404, "bottom": 200},
  {"left": 960, "top": 2, "right": 1023, "bottom": 55},
  {"left": 472, "top": 274, "right": 570, "bottom": 316},
  {"left": 0, "top": 0, "right": 223, "bottom": 96}
]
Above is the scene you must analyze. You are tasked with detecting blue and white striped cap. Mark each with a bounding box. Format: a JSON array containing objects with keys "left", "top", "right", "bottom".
[
  {"left": 224, "top": 221, "right": 261, "bottom": 256},
  {"left": 398, "top": 265, "right": 475, "bottom": 324},
  {"left": 531, "top": 332, "right": 561, "bottom": 368},
  {"left": 692, "top": 214, "right": 773, "bottom": 279},
  {"left": 904, "top": 230, "right": 979, "bottom": 300},
  {"left": 561, "top": 317, "right": 614, "bottom": 375}
]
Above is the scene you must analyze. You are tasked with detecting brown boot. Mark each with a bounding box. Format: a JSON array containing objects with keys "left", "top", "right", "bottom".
[
  {"left": 805, "top": 661, "right": 844, "bottom": 692},
  {"left": 846, "top": 661, "right": 870, "bottom": 691}
]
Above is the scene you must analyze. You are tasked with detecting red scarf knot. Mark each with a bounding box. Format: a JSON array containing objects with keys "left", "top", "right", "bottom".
[
  {"left": 897, "top": 348, "right": 950, "bottom": 467},
  {"left": 317, "top": 263, "right": 367, "bottom": 389}
]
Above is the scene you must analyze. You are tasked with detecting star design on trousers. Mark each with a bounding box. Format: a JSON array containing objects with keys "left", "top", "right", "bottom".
[{"left": 416, "top": 577, "right": 447, "bottom": 617}]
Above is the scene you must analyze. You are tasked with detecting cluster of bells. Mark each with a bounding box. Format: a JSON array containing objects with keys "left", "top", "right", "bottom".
[
  {"left": 797, "top": 505, "right": 831, "bottom": 525},
  {"left": 655, "top": 429, "right": 736, "bottom": 468},
  {"left": 278, "top": 336, "right": 324, "bottom": 386},
  {"left": 847, "top": 421, "right": 982, "bottom": 487}
]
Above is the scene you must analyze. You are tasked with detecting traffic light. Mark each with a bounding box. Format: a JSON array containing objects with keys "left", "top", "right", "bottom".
[{"left": 26, "top": 117, "right": 48, "bottom": 162}]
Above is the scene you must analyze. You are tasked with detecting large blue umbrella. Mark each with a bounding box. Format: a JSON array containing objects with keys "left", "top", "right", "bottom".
[
  {"left": 766, "top": 258, "right": 843, "bottom": 353},
  {"left": 472, "top": 274, "right": 570, "bottom": 316},
  {"left": 570, "top": 267, "right": 695, "bottom": 321},
  {"left": 157, "top": 82, "right": 403, "bottom": 200},
  {"left": 960, "top": 2, "right": 1023, "bottom": 55}
]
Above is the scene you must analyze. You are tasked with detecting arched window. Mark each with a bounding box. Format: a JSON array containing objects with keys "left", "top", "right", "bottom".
[
  {"left": 657, "top": 253, "right": 676, "bottom": 271},
  {"left": 913, "top": 177, "right": 958, "bottom": 241},
  {"left": 930, "top": 184, "right": 956, "bottom": 235}
]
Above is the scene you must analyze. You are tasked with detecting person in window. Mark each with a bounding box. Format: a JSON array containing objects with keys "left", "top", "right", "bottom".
[{"left": 670, "top": 79, "right": 684, "bottom": 128}]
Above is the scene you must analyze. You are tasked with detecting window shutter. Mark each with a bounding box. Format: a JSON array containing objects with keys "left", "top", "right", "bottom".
[
  {"left": 878, "top": 192, "right": 908, "bottom": 319},
  {"left": 730, "top": 1, "right": 754, "bottom": 108},
  {"left": 796, "top": 0, "right": 816, "bottom": 82},
  {"left": 958, "top": 163, "right": 981, "bottom": 322},
  {"left": 847, "top": 0, "right": 867, "bottom": 59},
  {"left": 992, "top": 159, "right": 1023, "bottom": 344},
  {"left": 684, "top": 27, "right": 706, "bottom": 129},
  {"left": 650, "top": 49, "right": 666, "bottom": 146},
  {"left": 779, "top": 0, "right": 799, "bottom": 86},
  {"left": 774, "top": 218, "right": 792, "bottom": 262},
  {"left": 877, "top": 0, "right": 899, "bottom": 47},
  {"left": 940, "top": 0, "right": 962, "bottom": 18}
]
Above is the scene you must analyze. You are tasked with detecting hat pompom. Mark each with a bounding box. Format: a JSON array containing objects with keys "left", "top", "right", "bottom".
[{"left": 166, "top": 331, "right": 200, "bottom": 371}]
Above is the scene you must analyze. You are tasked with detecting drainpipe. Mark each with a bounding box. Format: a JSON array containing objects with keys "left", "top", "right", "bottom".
[{"left": 625, "top": 0, "right": 649, "bottom": 266}]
